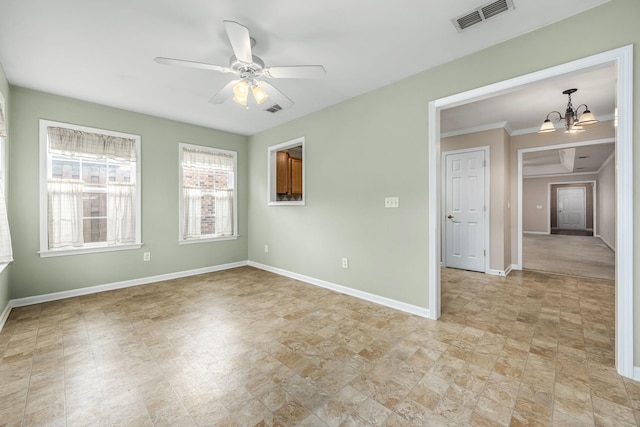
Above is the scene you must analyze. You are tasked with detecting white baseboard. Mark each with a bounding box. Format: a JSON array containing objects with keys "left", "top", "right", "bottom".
[
  {"left": 487, "top": 269, "right": 505, "bottom": 277},
  {"left": 596, "top": 235, "right": 615, "bottom": 252},
  {"left": 9, "top": 261, "right": 249, "bottom": 308},
  {"left": 248, "top": 261, "right": 431, "bottom": 319},
  {"left": 4, "top": 259, "right": 431, "bottom": 333},
  {"left": 487, "top": 264, "right": 514, "bottom": 277},
  {"left": 523, "top": 231, "right": 549, "bottom": 235},
  {"left": 0, "top": 301, "right": 10, "bottom": 332}
]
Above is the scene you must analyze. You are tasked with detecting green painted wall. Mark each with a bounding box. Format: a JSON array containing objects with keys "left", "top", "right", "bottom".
[
  {"left": 248, "top": 0, "right": 639, "bottom": 355},
  {"left": 0, "top": 64, "right": 9, "bottom": 316},
  {"left": 8, "top": 87, "right": 248, "bottom": 299}
]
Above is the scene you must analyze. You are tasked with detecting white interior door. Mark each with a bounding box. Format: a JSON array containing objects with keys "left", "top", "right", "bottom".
[
  {"left": 444, "top": 149, "right": 486, "bottom": 272},
  {"left": 557, "top": 187, "right": 586, "bottom": 230}
]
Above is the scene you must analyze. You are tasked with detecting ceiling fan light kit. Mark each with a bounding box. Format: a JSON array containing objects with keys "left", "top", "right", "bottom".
[
  {"left": 154, "top": 21, "right": 326, "bottom": 111},
  {"left": 538, "top": 88, "right": 598, "bottom": 134}
]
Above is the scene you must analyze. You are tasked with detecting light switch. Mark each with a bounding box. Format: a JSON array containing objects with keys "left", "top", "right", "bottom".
[
  {"left": 536, "top": 205, "right": 543, "bottom": 209},
  {"left": 385, "top": 197, "right": 399, "bottom": 208}
]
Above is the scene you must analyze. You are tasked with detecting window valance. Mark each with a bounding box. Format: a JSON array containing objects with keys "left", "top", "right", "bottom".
[{"left": 47, "top": 126, "right": 137, "bottom": 161}]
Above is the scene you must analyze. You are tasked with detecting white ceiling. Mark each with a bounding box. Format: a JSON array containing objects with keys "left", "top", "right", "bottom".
[
  {"left": 0, "top": 0, "right": 609, "bottom": 136},
  {"left": 523, "top": 143, "right": 615, "bottom": 177},
  {"left": 440, "top": 64, "right": 616, "bottom": 136}
]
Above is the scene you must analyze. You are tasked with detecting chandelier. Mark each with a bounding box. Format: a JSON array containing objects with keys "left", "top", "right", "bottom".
[{"left": 538, "top": 88, "right": 598, "bottom": 134}]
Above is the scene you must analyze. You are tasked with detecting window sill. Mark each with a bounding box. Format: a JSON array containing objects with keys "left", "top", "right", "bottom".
[
  {"left": 268, "top": 201, "right": 305, "bottom": 206},
  {"left": 39, "top": 243, "right": 143, "bottom": 258},
  {"left": 179, "top": 235, "right": 239, "bottom": 245}
]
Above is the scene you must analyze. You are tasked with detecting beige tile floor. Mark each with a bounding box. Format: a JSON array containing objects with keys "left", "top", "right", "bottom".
[{"left": 0, "top": 266, "right": 638, "bottom": 426}]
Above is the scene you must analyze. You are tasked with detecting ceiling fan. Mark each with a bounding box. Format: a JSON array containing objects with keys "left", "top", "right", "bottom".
[{"left": 155, "top": 21, "right": 326, "bottom": 110}]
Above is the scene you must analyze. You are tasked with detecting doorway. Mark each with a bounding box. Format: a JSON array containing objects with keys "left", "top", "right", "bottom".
[{"left": 427, "top": 46, "right": 634, "bottom": 378}]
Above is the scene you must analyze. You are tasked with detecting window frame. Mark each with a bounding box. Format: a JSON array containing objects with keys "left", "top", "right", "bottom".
[
  {"left": 39, "top": 119, "right": 142, "bottom": 257},
  {"left": 178, "top": 142, "right": 238, "bottom": 244},
  {"left": 267, "top": 136, "right": 305, "bottom": 206}
]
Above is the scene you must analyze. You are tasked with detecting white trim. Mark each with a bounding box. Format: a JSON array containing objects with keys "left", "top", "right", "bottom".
[
  {"left": 0, "top": 300, "right": 10, "bottom": 332},
  {"left": 487, "top": 269, "right": 507, "bottom": 277},
  {"left": 634, "top": 366, "right": 640, "bottom": 382},
  {"left": 523, "top": 231, "right": 549, "bottom": 235},
  {"left": 428, "top": 46, "right": 633, "bottom": 379},
  {"left": 523, "top": 171, "right": 602, "bottom": 179},
  {"left": 38, "top": 243, "right": 143, "bottom": 258},
  {"left": 440, "top": 121, "right": 509, "bottom": 138},
  {"left": 428, "top": 102, "right": 441, "bottom": 320},
  {"left": 487, "top": 264, "right": 514, "bottom": 277},
  {"left": 10, "top": 261, "right": 248, "bottom": 308},
  {"left": 38, "top": 119, "right": 142, "bottom": 257},
  {"left": 248, "top": 261, "right": 430, "bottom": 318},
  {"left": 441, "top": 146, "right": 490, "bottom": 274},
  {"left": 267, "top": 136, "right": 306, "bottom": 206},
  {"left": 597, "top": 235, "right": 615, "bottom": 252},
  {"left": 178, "top": 235, "right": 239, "bottom": 245}
]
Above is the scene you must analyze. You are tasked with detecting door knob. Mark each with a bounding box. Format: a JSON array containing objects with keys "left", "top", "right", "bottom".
[{"left": 447, "top": 214, "right": 454, "bottom": 219}]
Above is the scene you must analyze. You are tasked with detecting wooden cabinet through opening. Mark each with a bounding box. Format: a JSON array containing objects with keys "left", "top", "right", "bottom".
[{"left": 276, "top": 149, "right": 302, "bottom": 196}]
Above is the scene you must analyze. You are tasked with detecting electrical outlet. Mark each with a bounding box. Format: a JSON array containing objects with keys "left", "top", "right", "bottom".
[
  {"left": 342, "top": 257, "right": 349, "bottom": 269},
  {"left": 143, "top": 252, "right": 150, "bottom": 262},
  {"left": 264, "top": 244, "right": 269, "bottom": 253},
  {"left": 384, "top": 197, "right": 399, "bottom": 208}
]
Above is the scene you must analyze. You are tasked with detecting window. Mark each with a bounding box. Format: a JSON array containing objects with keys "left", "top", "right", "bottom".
[
  {"left": 39, "top": 120, "right": 141, "bottom": 257},
  {"left": 268, "top": 137, "right": 305, "bottom": 205},
  {"left": 0, "top": 93, "right": 12, "bottom": 265},
  {"left": 179, "top": 143, "right": 237, "bottom": 243}
]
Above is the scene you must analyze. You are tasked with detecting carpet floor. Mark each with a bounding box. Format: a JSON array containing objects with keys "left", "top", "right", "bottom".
[{"left": 523, "top": 234, "right": 615, "bottom": 281}]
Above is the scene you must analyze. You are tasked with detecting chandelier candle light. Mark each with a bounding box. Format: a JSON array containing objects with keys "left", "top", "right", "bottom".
[{"left": 538, "top": 88, "right": 598, "bottom": 134}]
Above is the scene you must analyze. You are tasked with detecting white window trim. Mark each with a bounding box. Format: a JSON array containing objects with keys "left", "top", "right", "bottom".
[
  {"left": 38, "top": 119, "right": 142, "bottom": 257},
  {"left": 178, "top": 143, "right": 239, "bottom": 244},
  {"left": 267, "top": 136, "right": 306, "bottom": 206}
]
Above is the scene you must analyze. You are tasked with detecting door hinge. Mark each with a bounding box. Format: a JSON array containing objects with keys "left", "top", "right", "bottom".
[{"left": 484, "top": 250, "right": 486, "bottom": 256}]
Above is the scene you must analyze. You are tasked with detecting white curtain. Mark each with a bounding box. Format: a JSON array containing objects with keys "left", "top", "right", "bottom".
[
  {"left": 47, "top": 127, "right": 136, "bottom": 161},
  {"left": 183, "top": 188, "right": 202, "bottom": 239},
  {"left": 0, "top": 185, "right": 13, "bottom": 263},
  {"left": 107, "top": 182, "right": 135, "bottom": 245},
  {"left": 0, "top": 107, "right": 6, "bottom": 137},
  {"left": 0, "top": 103, "right": 11, "bottom": 263},
  {"left": 215, "top": 189, "right": 233, "bottom": 236},
  {"left": 48, "top": 180, "right": 84, "bottom": 248}
]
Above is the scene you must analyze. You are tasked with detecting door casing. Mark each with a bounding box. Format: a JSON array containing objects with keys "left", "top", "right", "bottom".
[{"left": 427, "top": 45, "right": 634, "bottom": 379}]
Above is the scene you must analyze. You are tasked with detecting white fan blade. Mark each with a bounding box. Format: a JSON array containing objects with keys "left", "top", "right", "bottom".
[
  {"left": 209, "top": 80, "right": 239, "bottom": 104},
  {"left": 262, "top": 65, "right": 326, "bottom": 79},
  {"left": 258, "top": 81, "right": 294, "bottom": 109},
  {"left": 154, "top": 57, "right": 231, "bottom": 73},
  {"left": 224, "top": 21, "right": 253, "bottom": 64}
]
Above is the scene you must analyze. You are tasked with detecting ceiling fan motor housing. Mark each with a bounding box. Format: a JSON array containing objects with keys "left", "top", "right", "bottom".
[{"left": 230, "top": 55, "right": 265, "bottom": 80}]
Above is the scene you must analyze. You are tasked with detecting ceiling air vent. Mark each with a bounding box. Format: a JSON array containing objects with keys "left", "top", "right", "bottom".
[
  {"left": 452, "top": 0, "right": 515, "bottom": 32},
  {"left": 265, "top": 104, "right": 283, "bottom": 113}
]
